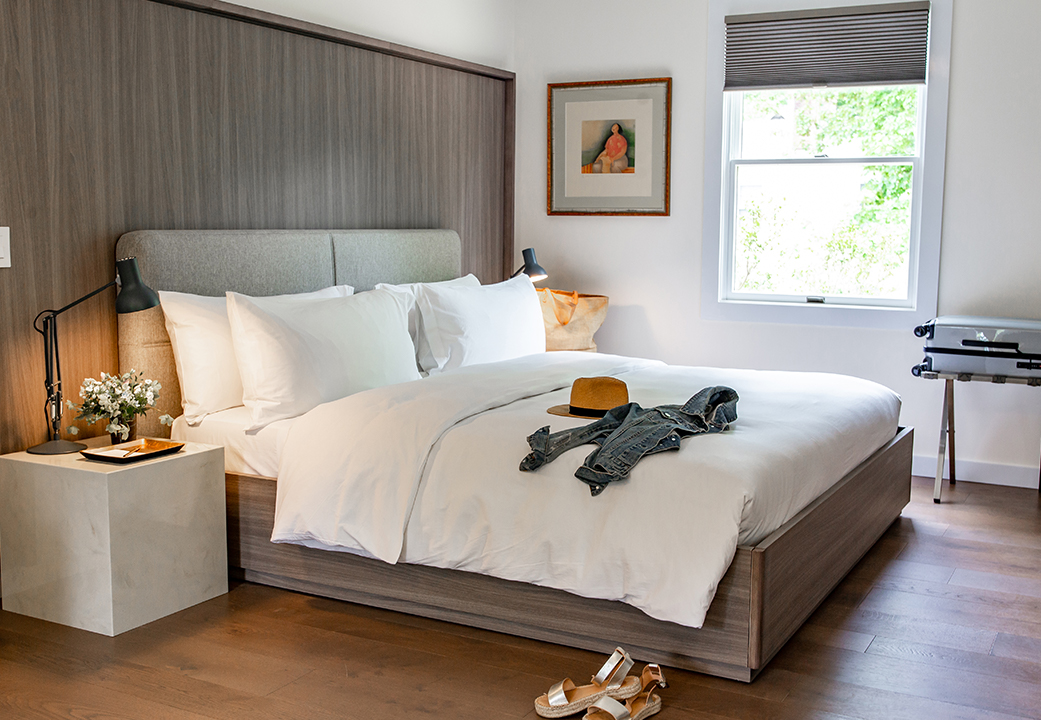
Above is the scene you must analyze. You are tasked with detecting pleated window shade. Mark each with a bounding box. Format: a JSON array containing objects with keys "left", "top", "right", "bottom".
[{"left": 724, "top": 2, "right": 930, "bottom": 90}]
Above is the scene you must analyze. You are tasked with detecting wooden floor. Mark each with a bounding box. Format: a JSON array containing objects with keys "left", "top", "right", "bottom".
[{"left": 2, "top": 475, "right": 1040, "bottom": 719}]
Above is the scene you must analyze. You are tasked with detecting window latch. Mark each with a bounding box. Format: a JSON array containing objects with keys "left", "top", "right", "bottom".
[
  {"left": 806, "top": 296, "right": 825, "bottom": 304},
  {"left": 814, "top": 154, "right": 828, "bottom": 158}
]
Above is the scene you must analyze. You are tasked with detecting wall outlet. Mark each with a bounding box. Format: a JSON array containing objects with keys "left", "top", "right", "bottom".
[{"left": 0, "top": 227, "right": 9, "bottom": 268}]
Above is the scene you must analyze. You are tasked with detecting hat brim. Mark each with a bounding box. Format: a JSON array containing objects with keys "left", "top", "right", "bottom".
[{"left": 547, "top": 404, "right": 608, "bottom": 419}]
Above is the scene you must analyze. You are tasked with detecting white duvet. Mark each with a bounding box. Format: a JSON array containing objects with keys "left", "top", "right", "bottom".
[{"left": 272, "top": 352, "right": 900, "bottom": 628}]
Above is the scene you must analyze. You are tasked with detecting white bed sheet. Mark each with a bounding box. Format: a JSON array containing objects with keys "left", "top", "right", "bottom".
[
  {"left": 171, "top": 406, "right": 293, "bottom": 477},
  {"left": 271, "top": 352, "right": 901, "bottom": 628}
]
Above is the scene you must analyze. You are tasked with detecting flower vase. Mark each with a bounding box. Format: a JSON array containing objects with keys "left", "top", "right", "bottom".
[{"left": 110, "top": 418, "right": 137, "bottom": 445}]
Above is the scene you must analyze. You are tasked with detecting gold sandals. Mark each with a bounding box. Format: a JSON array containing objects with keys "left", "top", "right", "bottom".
[
  {"left": 583, "top": 664, "right": 668, "bottom": 720},
  {"left": 534, "top": 647, "right": 641, "bottom": 718}
]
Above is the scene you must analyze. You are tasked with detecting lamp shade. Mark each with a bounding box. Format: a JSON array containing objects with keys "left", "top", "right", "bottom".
[
  {"left": 115, "top": 257, "right": 160, "bottom": 314},
  {"left": 518, "top": 248, "right": 548, "bottom": 282}
]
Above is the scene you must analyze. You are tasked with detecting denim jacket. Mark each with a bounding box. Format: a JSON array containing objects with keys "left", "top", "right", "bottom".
[{"left": 519, "top": 385, "right": 739, "bottom": 495}]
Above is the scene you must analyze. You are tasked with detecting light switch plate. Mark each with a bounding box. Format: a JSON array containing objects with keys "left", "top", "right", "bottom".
[{"left": 0, "top": 227, "right": 10, "bottom": 268}]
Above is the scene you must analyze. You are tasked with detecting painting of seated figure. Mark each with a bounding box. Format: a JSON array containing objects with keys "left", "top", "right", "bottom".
[
  {"left": 582, "top": 119, "right": 636, "bottom": 174},
  {"left": 548, "top": 77, "right": 670, "bottom": 215}
]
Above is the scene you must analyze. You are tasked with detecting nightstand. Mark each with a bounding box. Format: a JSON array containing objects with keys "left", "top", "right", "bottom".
[{"left": 0, "top": 439, "right": 227, "bottom": 636}]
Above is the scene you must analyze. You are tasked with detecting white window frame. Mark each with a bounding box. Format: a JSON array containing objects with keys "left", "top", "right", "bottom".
[
  {"left": 701, "top": 0, "right": 952, "bottom": 330},
  {"left": 721, "top": 86, "right": 925, "bottom": 308}
]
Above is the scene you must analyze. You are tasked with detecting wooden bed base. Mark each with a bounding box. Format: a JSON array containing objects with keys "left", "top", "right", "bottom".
[{"left": 224, "top": 427, "right": 913, "bottom": 681}]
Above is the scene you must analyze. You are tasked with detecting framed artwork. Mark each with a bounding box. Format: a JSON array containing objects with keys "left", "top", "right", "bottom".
[{"left": 547, "top": 77, "right": 672, "bottom": 216}]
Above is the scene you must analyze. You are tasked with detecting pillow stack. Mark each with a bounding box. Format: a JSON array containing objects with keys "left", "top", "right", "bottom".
[
  {"left": 161, "top": 273, "right": 546, "bottom": 430},
  {"left": 159, "top": 285, "right": 353, "bottom": 425},
  {"left": 414, "top": 274, "right": 546, "bottom": 374}
]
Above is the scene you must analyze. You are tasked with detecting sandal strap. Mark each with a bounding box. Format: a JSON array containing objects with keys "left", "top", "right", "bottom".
[
  {"left": 587, "top": 696, "right": 631, "bottom": 720},
  {"left": 640, "top": 664, "right": 668, "bottom": 692},
  {"left": 592, "top": 647, "right": 634, "bottom": 689},
  {"left": 547, "top": 678, "right": 575, "bottom": 707}
]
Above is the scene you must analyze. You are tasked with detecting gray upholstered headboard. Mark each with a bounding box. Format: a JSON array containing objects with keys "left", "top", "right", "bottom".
[{"left": 115, "top": 229, "right": 462, "bottom": 438}]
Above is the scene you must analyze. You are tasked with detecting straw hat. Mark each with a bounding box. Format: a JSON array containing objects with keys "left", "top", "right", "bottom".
[{"left": 548, "top": 376, "right": 630, "bottom": 418}]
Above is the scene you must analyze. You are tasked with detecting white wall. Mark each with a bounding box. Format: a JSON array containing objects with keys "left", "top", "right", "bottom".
[
  {"left": 222, "top": 0, "right": 516, "bottom": 70},
  {"left": 514, "top": 0, "right": 1041, "bottom": 487}
]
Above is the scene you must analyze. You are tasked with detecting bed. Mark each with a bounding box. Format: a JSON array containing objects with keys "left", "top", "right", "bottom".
[{"left": 115, "top": 228, "right": 912, "bottom": 681}]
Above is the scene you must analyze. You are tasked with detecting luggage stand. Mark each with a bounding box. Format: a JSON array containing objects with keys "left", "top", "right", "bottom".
[{"left": 918, "top": 371, "right": 1041, "bottom": 502}]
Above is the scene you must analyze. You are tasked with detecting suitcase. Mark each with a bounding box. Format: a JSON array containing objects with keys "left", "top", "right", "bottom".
[{"left": 912, "top": 316, "right": 1041, "bottom": 379}]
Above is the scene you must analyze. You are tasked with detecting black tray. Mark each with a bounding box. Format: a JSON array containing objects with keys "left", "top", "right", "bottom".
[{"left": 80, "top": 438, "right": 185, "bottom": 464}]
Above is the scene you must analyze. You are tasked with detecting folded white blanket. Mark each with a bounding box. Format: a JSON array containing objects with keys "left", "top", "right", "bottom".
[{"left": 272, "top": 352, "right": 900, "bottom": 627}]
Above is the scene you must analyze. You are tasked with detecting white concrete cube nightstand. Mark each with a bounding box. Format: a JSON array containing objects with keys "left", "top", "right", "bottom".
[{"left": 0, "top": 440, "right": 227, "bottom": 636}]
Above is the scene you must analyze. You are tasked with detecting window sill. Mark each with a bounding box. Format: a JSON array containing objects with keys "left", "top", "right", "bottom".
[{"left": 701, "top": 296, "right": 933, "bottom": 330}]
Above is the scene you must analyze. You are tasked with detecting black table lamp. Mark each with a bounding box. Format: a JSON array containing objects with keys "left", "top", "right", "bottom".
[
  {"left": 511, "top": 248, "right": 548, "bottom": 282},
  {"left": 27, "top": 257, "right": 160, "bottom": 455}
]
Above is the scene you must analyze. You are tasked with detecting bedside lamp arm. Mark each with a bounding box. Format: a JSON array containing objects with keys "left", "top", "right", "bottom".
[
  {"left": 32, "top": 279, "right": 118, "bottom": 444},
  {"left": 28, "top": 257, "right": 159, "bottom": 455}
]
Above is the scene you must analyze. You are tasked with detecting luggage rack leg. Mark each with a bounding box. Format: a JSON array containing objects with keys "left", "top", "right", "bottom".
[
  {"left": 947, "top": 378, "right": 957, "bottom": 486},
  {"left": 934, "top": 378, "right": 956, "bottom": 503}
]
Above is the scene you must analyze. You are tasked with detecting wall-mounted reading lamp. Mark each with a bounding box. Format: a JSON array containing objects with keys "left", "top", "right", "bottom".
[
  {"left": 510, "top": 247, "right": 548, "bottom": 282},
  {"left": 27, "top": 257, "right": 160, "bottom": 455}
]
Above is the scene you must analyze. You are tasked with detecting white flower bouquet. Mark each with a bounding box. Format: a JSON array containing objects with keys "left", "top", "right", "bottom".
[{"left": 67, "top": 370, "right": 174, "bottom": 441}]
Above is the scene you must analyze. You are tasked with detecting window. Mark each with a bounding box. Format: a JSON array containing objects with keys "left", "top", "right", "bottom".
[
  {"left": 701, "top": 1, "right": 952, "bottom": 329},
  {"left": 724, "top": 84, "right": 922, "bottom": 306}
]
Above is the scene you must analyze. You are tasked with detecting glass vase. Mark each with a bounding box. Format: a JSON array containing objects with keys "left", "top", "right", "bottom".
[{"left": 109, "top": 418, "right": 137, "bottom": 445}]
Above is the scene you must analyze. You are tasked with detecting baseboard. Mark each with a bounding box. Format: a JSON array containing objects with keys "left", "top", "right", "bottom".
[{"left": 912, "top": 454, "right": 1040, "bottom": 489}]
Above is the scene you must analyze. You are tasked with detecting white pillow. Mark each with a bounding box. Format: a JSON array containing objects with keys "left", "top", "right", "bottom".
[
  {"left": 375, "top": 274, "right": 480, "bottom": 372},
  {"left": 227, "top": 288, "right": 420, "bottom": 431},
  {"left": 160, "top": 285, "right": 352, "bottom": 425},
  {"left": 416, "top": 274, "right": 546, "bottom": 374}
]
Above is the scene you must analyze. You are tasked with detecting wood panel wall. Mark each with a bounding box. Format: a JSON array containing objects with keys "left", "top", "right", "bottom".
[{"left": 0, "top": 0, "right": 515, "bottom": 454}]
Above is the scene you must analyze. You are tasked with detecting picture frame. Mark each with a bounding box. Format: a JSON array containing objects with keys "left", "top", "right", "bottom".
[{"left": 547, "top": 77, "right": 672, "bottom": 216}]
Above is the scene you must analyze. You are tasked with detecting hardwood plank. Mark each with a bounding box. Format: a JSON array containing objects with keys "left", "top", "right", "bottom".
[
  {"left": 111, "top": 629, "right": 315, "bottom": 696},
  {"left": 795, "top": 624, "right": 876, "bottom": 653},
  {"left": 269, "top": 662, "right": 536, "bottom": 720},
  {"left": 772, "top": 638, "right": 1041, "bottom": 718},
  {"left": 778, "top": 668, "right": 1030, "bottom": 720},
  {"left": 0, "top": 625, "right": 343, "bottom": 720},
  {"left": 925, "top": 505, "right": 1041, "bottom": 536},
  {"left": 992, "top": 632, "right": 1041, "bottom": 665},
  {"left": 873, "top": 576, "right": 1041, "bottom": 625},
  {"left": 943, "top": 524, "right": 1041, "bottom": 551},
  {"left": 851, "top": 554, "right": 956, "bottom": 585},
  {"left": 858, "top": 587, "right": 1041, "bottom": 639},
  {"left": 950, "top": 567, "right": 1041, "bottom": 599},
  {"left": 806, "top": 603, "right": 1000, "bottom": 654},
  {"left": 866, "top": 636, "right": 1041, "bottom": 685},
  {"left": 898, "top": 535, "right": 1041, "bottom": 580},
  {"left": 0, "top": 656, "right": 213, "bottom": 720},
  {"left": 651, "top": 675, "right": 854, "bottom": 720}
]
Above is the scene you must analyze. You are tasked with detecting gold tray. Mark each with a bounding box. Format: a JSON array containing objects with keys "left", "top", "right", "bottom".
[{"left": 81, "top": 438, "right": 185, "bottom": 464}]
